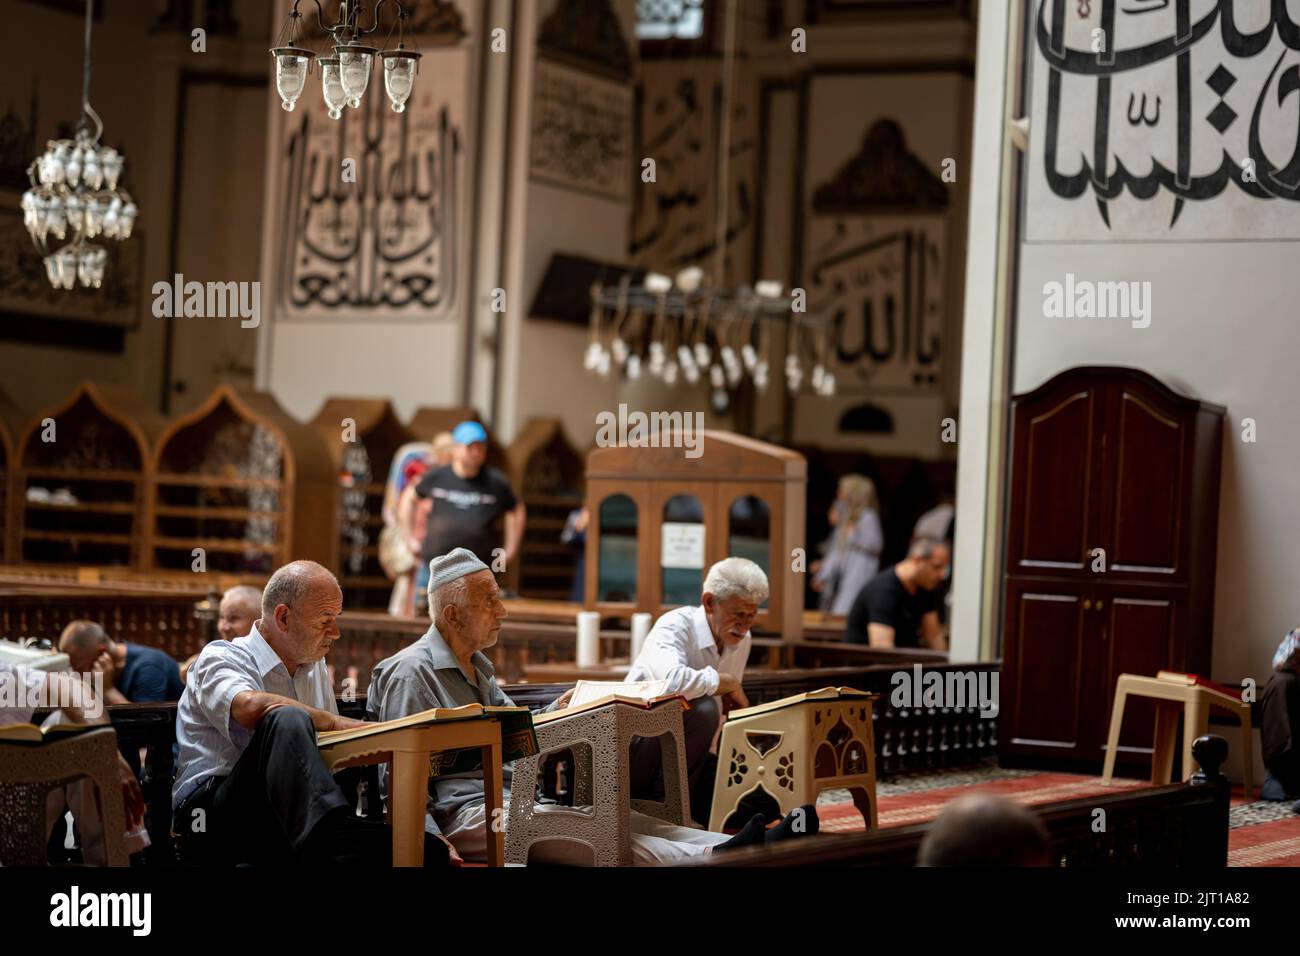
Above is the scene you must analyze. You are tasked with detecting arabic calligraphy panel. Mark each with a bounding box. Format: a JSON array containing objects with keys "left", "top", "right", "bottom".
[
  {"left": 273, "top": 37, "right": 471, "bottom": 320},
  {"left": 529, "top": 58, "right": 633, "bottom": 202},
  {"left": 1027, "top": 0, "right": 1300, "bottom": 240}
]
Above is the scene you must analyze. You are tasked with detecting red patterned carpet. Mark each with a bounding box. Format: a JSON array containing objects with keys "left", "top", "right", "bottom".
[{"left": 817, "top": 770, "right": 1300, "bottom": 866}]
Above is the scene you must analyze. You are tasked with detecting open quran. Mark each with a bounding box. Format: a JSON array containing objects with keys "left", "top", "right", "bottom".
[
  {"left": 316, "top": 704, "right": 538, "bottom": 777},
  {"left": 727, "top": 686, "right": 874, "bottom": 721},
  {"left": 534, "top": 681, "right": 689, "bottom": 724}
]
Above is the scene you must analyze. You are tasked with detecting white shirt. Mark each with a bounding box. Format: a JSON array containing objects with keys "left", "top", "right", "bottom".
[
  {"left": 172, "top": 625, "right": 337, "bottom": 808},
  {"left": 624, "top": 605, "right": 750, "bottom": 700}
]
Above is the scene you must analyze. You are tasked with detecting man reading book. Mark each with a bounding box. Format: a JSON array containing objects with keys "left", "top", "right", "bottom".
[
  {"left": 173, "top": 560, "right": 445, "bottom": 866},
  {"left": 624, "top": 556, "right": 769, "bottom": 821},
  {"left": 368, "top": 549, "right": 816, "bottom": 864}
]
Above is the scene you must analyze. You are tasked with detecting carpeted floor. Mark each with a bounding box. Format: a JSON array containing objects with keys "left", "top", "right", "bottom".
[{"left": 816, "top": 764, "right": 1300, "bottom": 866}]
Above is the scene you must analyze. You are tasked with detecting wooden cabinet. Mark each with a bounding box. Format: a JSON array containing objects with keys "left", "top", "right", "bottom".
[{"left": 1000, "top": 367, "right": 1223, "bottom": 766}]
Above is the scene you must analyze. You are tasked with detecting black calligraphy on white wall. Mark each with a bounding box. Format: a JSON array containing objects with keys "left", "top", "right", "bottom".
[
  {"left": 1030, "top": 0, "right": 1300, "bottom": 239},
  {"left": 806, "top": 120, "right": 947, "bottom": 391},
  {"left": 629, "top": 62, "right": 756, "bottom": 281},
  {"left": 529, "top": 58, "right": 633, "bottom": 202},
  {"left": 278, "top": 69, "right": 464, "bottom": 317}
]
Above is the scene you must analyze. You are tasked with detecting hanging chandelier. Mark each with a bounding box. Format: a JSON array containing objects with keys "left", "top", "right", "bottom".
[
  {"left": 20, "top": 0, "right": 135, "bottom": 291},
  {"left": 586, "top": 269, "right": 837, "bottom": 405},
  {"left": 271, "top": 1, "right": 422, "bottom": 119}
]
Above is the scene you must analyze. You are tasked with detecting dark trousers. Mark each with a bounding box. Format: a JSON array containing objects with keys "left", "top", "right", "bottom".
[
  {"left": 176, "top": 707, "right": 392, "bottom": 866},
  {"left": 1262, "top": 670, "right": 1300, "bottom": 798},
  {"left": 629, "top": 695, "right": 720, "bottom": 826}
]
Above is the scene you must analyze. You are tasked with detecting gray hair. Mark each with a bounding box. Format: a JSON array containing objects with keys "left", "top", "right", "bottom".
[
  {"left": 909, "top": 537, "right": 947, "bottom": 560},
  {"left": 222, "top": 585, "right": 263, "bottom": 615},
  {"left": 703, "top": 557, "right": 769, "bottom": 604},
  {"left": 59, "top": 619, "right": 108, "bottom": 651},
  {"left": 431, "top": 575, "right": 473, "bottom": 624},
  {"left": 262, "top": 561, "right": 338, "bottom": 618}
]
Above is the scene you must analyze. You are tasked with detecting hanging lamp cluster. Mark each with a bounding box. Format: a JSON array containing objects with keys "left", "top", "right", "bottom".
[
  {"left": 20, "top": 0, "right": 135, "bottom": 290},
  {"left": 271, "top": 0, "right": 422, "bottom": 118}
]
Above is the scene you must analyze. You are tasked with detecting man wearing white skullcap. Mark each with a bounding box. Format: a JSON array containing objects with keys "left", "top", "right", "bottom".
[{"left": 368, "top": 548, "right": 816, "bottom": 864}]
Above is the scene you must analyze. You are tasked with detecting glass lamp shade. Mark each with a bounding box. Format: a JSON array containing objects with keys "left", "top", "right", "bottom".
[
  {"left": 380, "top": 51, "right": 420, "bottom": 113},
  {"left": 319, "top": 58, "right": 346, "bottom": 120},
  {"left": 100, "top": 147, "right": 123, "bottom": 190},
  {"left": 335, "top": 45, "right": 376, "bottom": 108},
  {"left": 65, "top": 145, "right": 85, "bottom": 188},
  {"left": 62, "top": 194, "right": 85, "bottom": 237},
  {"left": 118, "top": 201, "right": 138, "bottom": 239},
  {"left": 55, "top": 248, "right": 79, "bottom": 290},
  {"left": 77, "top": 246, "right": 108, "bottom": 289},
  {"left": 84, "top": 195, "right": 111, "bottom": 239},
  {"left": 272, "top": 48, "right": 314, "bottom": 112},
  {"left": 38, "top": 142, "right": 70, "bottom": 186}
]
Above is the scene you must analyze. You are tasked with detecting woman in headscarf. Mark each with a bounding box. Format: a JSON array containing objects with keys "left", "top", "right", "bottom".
[{"left": 811, "top": 473, "right": 883, "bottom": 617}]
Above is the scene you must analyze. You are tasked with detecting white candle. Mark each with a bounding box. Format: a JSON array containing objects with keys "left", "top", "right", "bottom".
[
  {"left": 630, "top": 613, "right": 653, "bottom": 662},
  {"left": 577, "top": 611, "right": 601, "bottom": 667}
]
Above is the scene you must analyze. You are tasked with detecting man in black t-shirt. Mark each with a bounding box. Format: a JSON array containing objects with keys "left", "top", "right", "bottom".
[
  {"left": 59, "top": 620, "right": 184, "bottom": 703},
  {"left": 845, "top": 538, "right": 950, "bottom": 650},
  {"left": 413, "top": 421, "right": 524, "bottom": 576}
]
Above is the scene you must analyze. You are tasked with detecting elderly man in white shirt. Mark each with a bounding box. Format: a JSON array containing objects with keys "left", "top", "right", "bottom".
[
  {"left": 624, "top": 556, "right": 768, "bottom": 821},
  {"left": 173, "top": 560, "right": 433, "bottom": 866}
]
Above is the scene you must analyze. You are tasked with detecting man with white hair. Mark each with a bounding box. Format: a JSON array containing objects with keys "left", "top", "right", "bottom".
[
  {"left": 368, "top": 549, "right": 815, "bottom": 864},
  {"left": 624, "top": 556, "right": 770, "bottom": 819}
]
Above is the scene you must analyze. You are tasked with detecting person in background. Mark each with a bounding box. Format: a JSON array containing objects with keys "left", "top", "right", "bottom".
[
  {"left": 845, "top": 538, "right": 950, "bottom": 650},
  {"left": 912, "top": 490, "right": 956, "bottom": 625},
  {"left": 1260, "top": 628, "right": 1300, "bottom": 812},
  {"left": 59, "top": 620, "right": 183, "bottom": 704},
  {"left": 411, "top": 421, "right": 524, "bottom": 611},
  {"left": 386, "top": 432, "right": 455, "bottom": 616},
  {"left": 811, "top": 474, "right": 883, "bottom": 617},
  {"left": 181, "top": 586, "right": 262, "bottom": 683},
  {"left": 918, "top": 794, "right": 1051, "bottom": 866},
  {"left": 561, "top": 505, "right": 589, "bottom": 602}
]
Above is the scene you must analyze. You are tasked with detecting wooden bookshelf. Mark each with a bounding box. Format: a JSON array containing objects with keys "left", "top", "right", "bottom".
[
  {"left": 504, "top": 418, "right": 584, "bottom": 600},
  {"left": 146, "top": 385, "right": 337, "bottom": 576},
  {"left": 0, "top": 386, "right": 28, "bottom": 563},
  {"left": 12, "top": 382, "right": 165, "bottom": 570},
  {"left": 310, "top": 398, "right": 415, "bottom": 609}
]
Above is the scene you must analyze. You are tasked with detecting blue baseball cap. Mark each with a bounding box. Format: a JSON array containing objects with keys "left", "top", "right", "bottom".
[{"left": 452, "top": 421, "right": 488, "bottom": 445}]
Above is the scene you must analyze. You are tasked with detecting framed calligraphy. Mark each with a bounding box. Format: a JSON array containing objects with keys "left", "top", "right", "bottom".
[{"left": 529, "top": 57, "right": 634, "bottom": 202}]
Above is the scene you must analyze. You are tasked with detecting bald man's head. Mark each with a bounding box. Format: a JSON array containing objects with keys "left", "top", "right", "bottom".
[
  {"left": 59, "top": 620, "right": 111, "bottom": 674},
  {"left": 918, "top": 794, "right": 1051, "bottom": 867},
  {"left": 259, "top": 561, "right": 343, "bottom": 667},
  {"left": 218, "top": 585, "right": 262, "bottom": 641}
]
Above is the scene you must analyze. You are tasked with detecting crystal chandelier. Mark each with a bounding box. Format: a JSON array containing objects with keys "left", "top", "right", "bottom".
[
  {"left": 586, "top": 269, "right": 836, "bottom": 409},
  {"left": 20, "top": 0, "right": 135, "bottom": 291},
  {"left": 271, "top": 1, "right": 422, "bottom": 119}
]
